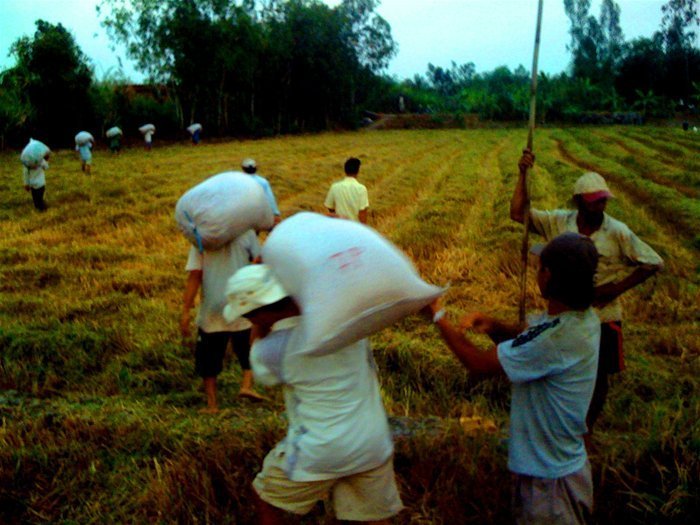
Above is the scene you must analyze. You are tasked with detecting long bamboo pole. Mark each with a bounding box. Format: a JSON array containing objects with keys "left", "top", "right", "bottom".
[{"left": 518, "top": 0, "right": 544, "bottom": 324}]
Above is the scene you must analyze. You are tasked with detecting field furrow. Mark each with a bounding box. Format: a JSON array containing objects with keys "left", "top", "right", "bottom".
[{"left": 0, "top": 128, "right": 698, "bottom": 525}]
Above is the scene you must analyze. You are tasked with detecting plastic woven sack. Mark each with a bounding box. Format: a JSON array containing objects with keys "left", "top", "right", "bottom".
[
  {"left": 106, "top": 126, "right": 122, "bottom": 138},
  {"left": 187, "top": 123, "right": 202, "bottom": 134},
  {"left": 20, "top": 139, "right": 51, "bottom": 169},
  {"left": 175, "top": 171, "right": 274, "bottom": 252},
  {"left": 74, "top": 131, "right": 94, "bottom": 146},
  {"left": 261, "top": 212, "right": 445, "bottom": 355},
  {"left": 139, "top": 123, "right": 156, "bottom": 134}
]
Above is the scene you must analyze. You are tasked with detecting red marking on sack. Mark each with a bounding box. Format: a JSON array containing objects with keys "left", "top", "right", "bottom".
[{"left": 328, "top": 247, "right": 364, "bottom": 270}]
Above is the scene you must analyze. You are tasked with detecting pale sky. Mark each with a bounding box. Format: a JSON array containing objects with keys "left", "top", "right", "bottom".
[{"left": 0, "top": 0, "right": 686, "bottom": 82}]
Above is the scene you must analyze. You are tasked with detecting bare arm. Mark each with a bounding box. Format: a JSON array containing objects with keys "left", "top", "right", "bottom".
[
  {"left": 510, "top": 149, "right": 535, "bottom": 224},
  {"left": 594, "top": 266, "right": 660, "bottom": 307},
  {"left": 460, "top": 312, "right": 524, "bottom": 344},
  {"left": 358, "top": 208, "right": 368, "bottom": 224},
  {"left": 181, "top": 270, "right": 202, "bottom": 339},
  {"left": 425, "top": 303, "right": 504, "bottom": 376}
]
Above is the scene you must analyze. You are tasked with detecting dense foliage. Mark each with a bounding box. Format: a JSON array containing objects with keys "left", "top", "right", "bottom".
[{"left": 0, "top": 0, "right": 698, "bottom": 148}]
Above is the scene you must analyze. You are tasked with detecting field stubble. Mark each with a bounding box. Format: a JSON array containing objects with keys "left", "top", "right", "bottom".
[{"left": 0, "top": 128, "right": 698, "bottom": 524}]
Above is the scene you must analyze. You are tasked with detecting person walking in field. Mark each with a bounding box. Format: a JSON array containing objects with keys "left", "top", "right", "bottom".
[
  {"left": 511, "top": 150, "right": 664, "bottom": 439},
  {"left": 20, "top": 139, "right": 51, "bottom": 212},
  {"left": 425, "top": 232, "right": 601, "bottom": 524},
  {"left": 224, "top": 264, "right": 403, "bottom": 524},
  {"left": 324, "top": 157, "right": 369, "bottom": 224},
  {"left": 75, "top": 132, "right": 94, "bottom": 175},
  {"left": 241, "top": 158, "right": 281, "bottom": 226},
  {"left": 139, "top": 124, "right": 156, "bottom": 151},
  {"left": 187, "top": 123, "right": 203, "bottom": 145},
  {"left": 106, "top": 126, "right": 122, "bottom": 154},
  {"left": 180, "top": 229, "right": 266, "bottom": 413}
]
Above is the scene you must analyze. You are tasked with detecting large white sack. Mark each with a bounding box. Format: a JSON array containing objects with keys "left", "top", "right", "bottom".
[
  {"left": 106, "top": 126, "right": 122, "bottom": 138},
  {"left": 261, "top": 212, "right": 445, "bottom": 355},
  {"left": 187, "top": 123, "right": 202, "bottom": 134},
  {"left": 20, "top": 139, "right": 51, "bottom": 169},
  {"left": 74, "top": 131, "right": 94, "bottom": 146},
  {"left": 175, "top": 171, "right": 274, "bottom": 252},
  {"left": 139, "top": 123, "right": 156, "bottom": 134}
]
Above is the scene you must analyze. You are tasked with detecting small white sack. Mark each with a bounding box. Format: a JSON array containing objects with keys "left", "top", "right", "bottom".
[
  {"left": 262, "top": 212, "right": 445, "bottom": 355},
  {"left": 20, "top": 139, "right": 51, "bottom": 169},
  {"left": 74, "top": 131, "right": 94, "bottom": 146},
  {"left": 187, "top": 123, "right": 202, "bottom": 134},
  {"left": 106, "top": 126, "right": 122, "bottom": 138},
  {"left": 139, "top": 123, "right": 156, "bottom": 134},
  {"left": 175, "top": 171, "right": 274, "bottom": 251}
]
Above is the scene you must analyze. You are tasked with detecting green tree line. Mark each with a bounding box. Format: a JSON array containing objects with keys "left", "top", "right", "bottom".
[
  {"left": 0, "top": 0, "right": 698, "bottom": 149},
  {"left": 396, "top": 0, "right": 700, "bottom": 122}
]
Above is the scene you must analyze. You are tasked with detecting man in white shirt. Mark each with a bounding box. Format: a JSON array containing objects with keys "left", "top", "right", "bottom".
[
  {"left": 23, "top": 155, "right": 49, "bottom": 212},
  {"left": 224, "top": 264, "right": 402, "bottom": 524},
  {"left": 511, "top": 150, "right": 663, "bottom": 437},
  {"left": 180, "top": 230, "right": 265, "bottom": 413},
  {"left": 324, "top": 157, "right": 369, "bottom": 224},
  {"left": 425, "top": 233, "right": 601, "bottom": 524}
]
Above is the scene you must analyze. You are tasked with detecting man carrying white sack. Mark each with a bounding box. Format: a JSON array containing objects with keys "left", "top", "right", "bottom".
[
  {"left": 224, "top": 264, "right": 403, "bottom": 524},
  {"left": 180, "top": 229, "right": 266, "bottom": 413}
]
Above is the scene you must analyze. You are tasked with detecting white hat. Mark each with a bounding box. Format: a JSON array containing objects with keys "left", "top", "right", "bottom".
[
  {"left": 573, "top": 172, "right": 614, "bottom": 202},
  {"left": 241, "top": 158, "right": 257, "bottom": 169},
  {"left": 223, "top": 264, "right": 288, "bottom": 321}
]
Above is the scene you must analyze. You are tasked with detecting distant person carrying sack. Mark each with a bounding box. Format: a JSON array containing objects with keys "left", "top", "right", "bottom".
[
  {"left": 424, "top": 233, "right": 601, "bottom": 525},
  {"left": 224, "top": 264, "right": 403, "bottom": 523},
  {"left": 180, "top": 230, "right": 266, "bottom": 413},
  {"left": 187, "top": 123, "right": 202, "bottom": 145},
  {"left": 20, "top": 139, "right": 51, "bottom": 212},
  {"left": 241, "top": 158, "right": 281, "bottom": 225},
  {"left": 511, "top": 150, "right": 663, "bottom": 439},
  {"left": 324, "top": 157, "right": 369, "bottom": 223},
  {"left": 139, "top": 123, "right": 155, "bottom": 151},
  {"left": 74, "top": 131, "right": 94, "bottom": 175},
  {"left": 106, "top": 126, "right": 122, "bottom": 154}
]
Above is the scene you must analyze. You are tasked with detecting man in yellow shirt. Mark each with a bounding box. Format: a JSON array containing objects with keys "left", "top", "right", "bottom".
[{"left": 324, "top": 157, "right": 369, "bottom": 224}]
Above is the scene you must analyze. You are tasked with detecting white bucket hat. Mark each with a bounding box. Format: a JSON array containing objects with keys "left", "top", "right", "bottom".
[
  {"left": 223, "top": 264, "right": 288, "bottom": 321},
  {"left": 573, "top": 172, "right": 614, "bottom": 202}
]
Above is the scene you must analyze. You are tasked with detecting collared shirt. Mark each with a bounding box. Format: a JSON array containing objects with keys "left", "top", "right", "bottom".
[
  {"left": 250, "top": 316, "right": 393, "bottom": 482},
  {"left": 498, "top": 309, "right": 600, "bottom": 478},
  {"left": 324, "top": 177, "right": 369, "bottom": 222},
  {"left": 530, "top": 209, "right": 664, "bottom": 322},
  {"left": 185, "top": 230, "right": 260, "bottom": 332}
]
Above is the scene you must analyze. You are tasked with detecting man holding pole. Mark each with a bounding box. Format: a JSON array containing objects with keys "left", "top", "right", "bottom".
[{"left": 510, "top": 153, "right": 663, "bottom": 438}]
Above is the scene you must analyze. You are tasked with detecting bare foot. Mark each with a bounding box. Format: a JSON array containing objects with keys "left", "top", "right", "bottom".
[
  {"left": 238, "top": 389, "right": 267, "bottom": 402},
  {"left": 198, "top": 406, "right": 220, "bottom": 414}
]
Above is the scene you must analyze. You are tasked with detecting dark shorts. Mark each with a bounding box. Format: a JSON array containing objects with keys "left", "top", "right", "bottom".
[
  {"left": 194, "top": 329, "right": 251, "bottom": 378},
  {"left": 600, "top": 321, "right": 623, "bottom": 374}
]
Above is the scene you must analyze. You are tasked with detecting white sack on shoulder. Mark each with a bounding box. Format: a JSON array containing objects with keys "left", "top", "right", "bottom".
[
  {"left": 74, "top": 131, "right": 94, "bottom": 146},
  {"left": 187, "top": 123, "right": 202, "bottom": 134},
  {"left": 139, "top": 123, "right": 156, "bottom": 134},
  {"left": 262, "top": 212, "right": 445, "bottom": 355},
  {"left": 20, "top": 139, "right": 51, "bottom": 169},
  {"left": 175, "top": 171, "right": 274, "bottom": 251},
  {"left": 106, "top": 126, "right": 122, "bottom": 138}
]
